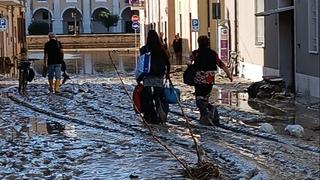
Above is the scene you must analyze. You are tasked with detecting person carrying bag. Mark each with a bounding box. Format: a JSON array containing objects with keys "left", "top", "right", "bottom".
[
  {"left": 187, "top": 36, "right": 233, "bottom": 126},
  {"left": 137, "top": 30, "right": 171, "bottom": 125}
]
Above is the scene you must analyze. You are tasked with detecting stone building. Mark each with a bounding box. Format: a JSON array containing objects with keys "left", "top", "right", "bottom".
[
  {"left": 25, "top": 0, "right": 139, "bottom": 34},
  {"left": 0, "top": 0, "right": 26, "bottom": 76}
]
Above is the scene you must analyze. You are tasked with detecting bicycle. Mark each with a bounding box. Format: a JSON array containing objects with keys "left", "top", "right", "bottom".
[
  {"left": 17, "top": 58, "right": 36, "bottom": 95},
  {"left": 228, "top": 51, "right": 239, "bottom": 76}
]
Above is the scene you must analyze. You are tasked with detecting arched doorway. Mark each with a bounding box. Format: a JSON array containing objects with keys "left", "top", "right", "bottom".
[
  {"left": 32, "top": 8, "right": 52, "bottom": 32},
  {"left": 62, "top": 8, "right": 82, "bottom": 34},
  {"left": 121, "top": 7, "right": 139, "bottom": 33},
  {"left": 92, "top": 8, "right": 110, "bottom": 33}
]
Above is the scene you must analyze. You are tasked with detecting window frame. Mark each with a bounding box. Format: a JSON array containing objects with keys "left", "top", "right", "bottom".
[
  {"left": 255, "top": 0, "right": 265, "bottom": 47},
  {"left": 308, "top": 0, "right": 319, "bottom": 54}
]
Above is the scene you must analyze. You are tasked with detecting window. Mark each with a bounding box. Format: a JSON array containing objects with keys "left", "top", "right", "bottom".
[
  {"left": 96, "top": 0, "right": 107, "bottom": 2},
  {"left": 66, "top": 0, "right": 77, "bottom": 3},
  {"left": 308, "top": 0, "right": 319, "bottom": 53},
  {"left": 255, "top": 0, "right": 264, "bottom": 46}
]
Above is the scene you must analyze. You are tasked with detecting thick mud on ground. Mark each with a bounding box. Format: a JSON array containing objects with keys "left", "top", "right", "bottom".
[{"left": 0, "top": 71, "right": 319, "bottom": 179}]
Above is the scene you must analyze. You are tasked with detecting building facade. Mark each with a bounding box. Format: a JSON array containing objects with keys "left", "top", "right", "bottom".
[
  {"left": 256, "top": 0, "right": 320, "bottom": 98},
  {"left": 0, "top": 0, "right": 26, "bottom": 76},
  {"left": 25, "top": 0, "right": 139, "bottom": 34}
]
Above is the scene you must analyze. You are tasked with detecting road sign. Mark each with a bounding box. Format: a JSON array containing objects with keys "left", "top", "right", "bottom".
[
  {"left": 132, "top": 22, "right": 140, "bottom": 30},
  {"left": 191, "top": 19, "right": 199, "bottom": 32},
  {"left": 131, "top": 15, "right": 140, "bottom": 22},
  {"left": 0, "top": 18, "right": 8, "bottom": 31}
]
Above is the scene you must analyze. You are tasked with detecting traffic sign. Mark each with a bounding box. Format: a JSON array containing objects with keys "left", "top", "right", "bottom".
[
  {"left": 132, "top": 22, "right": 140, "bottom": 30},
  {"left": 131, "top": 15, "right": 140, "bottom": 22},
  {"left": 191, "top": 19, "right": 199, "bottom": 32},
  {"left": 0, "top": 18, "right": 8, "bottom": 31}
]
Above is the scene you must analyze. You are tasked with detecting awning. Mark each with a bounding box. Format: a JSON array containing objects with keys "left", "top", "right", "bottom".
[{"left": 255, "top": 6, "right": 294, "bottom": 16}]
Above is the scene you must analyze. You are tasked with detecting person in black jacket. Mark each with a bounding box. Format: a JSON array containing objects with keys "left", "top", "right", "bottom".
[
  {"left": 172, "top": 33, "right": 182, "bottom": 64},
  {"left": 139, "top": 30, "right": 171, "bottom": 124},
  {"left": 188, "top": 35, "right": 233, "bottom": 126},
  {"left": 43, "top": 32, "right": 63, "bottom": 93}
]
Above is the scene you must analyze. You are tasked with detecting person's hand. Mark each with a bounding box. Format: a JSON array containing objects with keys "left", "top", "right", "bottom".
[
  {"left": 228, "top": 75, "right": 233, "bottom": 82},
  {"left": 186, "top": 60, "right": 192, "bottom": 65}
]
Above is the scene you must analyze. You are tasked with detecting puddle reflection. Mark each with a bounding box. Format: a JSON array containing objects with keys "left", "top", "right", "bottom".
[
  {"left": 0, "top": 119, "right": 74, "bottom": 140},
  {"left": 210, "top": 88, "right": 253, "bottom": 112},
  {"left": 31, "top": 51, "right": 136, "bottom": 75}
]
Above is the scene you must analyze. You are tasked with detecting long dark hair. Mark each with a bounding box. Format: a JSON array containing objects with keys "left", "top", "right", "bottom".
[{"left": 146, "top": 30, "right": 166, "bottom": 56}]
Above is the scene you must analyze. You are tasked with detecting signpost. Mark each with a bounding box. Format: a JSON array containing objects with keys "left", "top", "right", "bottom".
[
  {"left": 191, "top": 19, "right": 199, "bottom": 32},
  {"left": 131, "top": 15, "right": 140, "bottom": 64},
  {"left": 0, "top": 18, "right": 8, "bottom": 31},
  {"left": 131, "top": 15, "right": 140, "bottom": 22}
]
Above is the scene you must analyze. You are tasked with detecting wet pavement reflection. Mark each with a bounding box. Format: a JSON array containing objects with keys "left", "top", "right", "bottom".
[
  {"left": 31, "top": 51, "right": 136, "bottom": 75},
  {"left": 0, "top": 50, "right": 318, "bottom": 179}
]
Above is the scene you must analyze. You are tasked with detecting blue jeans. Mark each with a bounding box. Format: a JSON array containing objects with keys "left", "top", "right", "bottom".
[{"left": 48, "top": 64, "right": 62, "bottom": 80}]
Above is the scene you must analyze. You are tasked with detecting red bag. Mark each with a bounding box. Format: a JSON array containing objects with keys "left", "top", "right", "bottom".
[{"left": 132, "top": 83, "right": 144, "bottom": 113}]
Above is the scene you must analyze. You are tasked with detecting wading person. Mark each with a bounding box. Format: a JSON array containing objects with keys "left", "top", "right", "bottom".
[
  {"left": 139, "top": 30, "right": 171, "bottom": 124},
  {"left": 188, "top": 35, "right": 233, "bottom": 126},
  {"left": 43, "top": 32, "right": 63, "bottom": 93}
]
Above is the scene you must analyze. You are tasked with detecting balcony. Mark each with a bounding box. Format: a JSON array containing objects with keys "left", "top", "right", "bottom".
[
  {"left": 0, "top": 0, "right": 23, "bottom": 6},
  {"left": 129, "top": 0, "right": 145, "bottom": 10}
]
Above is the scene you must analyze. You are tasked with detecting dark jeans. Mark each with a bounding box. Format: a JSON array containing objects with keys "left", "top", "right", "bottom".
[
  {"left": 141, "top": 86, "right": 169, "bottom": 124},
  {"left": 175, "top": 52, "right": 182, "bottom": 65},
  {"left": 195, "top": 84, "right": 213, "bottom": 97}
]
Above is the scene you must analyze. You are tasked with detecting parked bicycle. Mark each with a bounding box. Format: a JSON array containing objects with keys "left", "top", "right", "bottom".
[{"left": 228, "top": 51, "right": 239, "bottom": 76}]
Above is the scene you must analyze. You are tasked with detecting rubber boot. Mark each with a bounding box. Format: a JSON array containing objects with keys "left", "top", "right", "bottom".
[
  {"left": 54, "top": 79, "right": 61, "bottom": 93},
  {"left": 48, "top": 80, "right": 54, "bottom": 93},
  {"left": 196, "top": 96, "right": 211, "bottom": 125}
]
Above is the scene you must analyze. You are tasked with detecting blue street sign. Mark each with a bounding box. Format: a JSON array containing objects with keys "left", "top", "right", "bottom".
[
  {"left": 191, "top": 19, "right": 199, "bottom": 32},
  {"left": 132, "top": 22, "right": 140, "bottom": 30},
  {"left": 0, "top": 18, "right": 8, "bottom": 31}
]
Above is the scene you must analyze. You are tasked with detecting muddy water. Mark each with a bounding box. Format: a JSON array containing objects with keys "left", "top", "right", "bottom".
[
  {"left": 0, "top": 50, "right": 315, "bottom": 179},
  {"left": 29, "top": 50, "right": 319, "bottom": 141}
]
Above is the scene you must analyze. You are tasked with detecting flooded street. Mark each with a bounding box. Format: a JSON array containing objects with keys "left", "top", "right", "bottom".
[{"left": 0, "top": 51, "right": 319, "bottom": 179}]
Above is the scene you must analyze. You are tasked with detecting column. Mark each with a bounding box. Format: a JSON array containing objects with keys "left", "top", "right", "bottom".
[
  {"left": 53, "top": 0, "right": 63, "bottom": 34},
  {"left": 82, "top": 0, "right": 91, "bottom": 33},
  {"left": 139, "top": 9, "right": 145, "bottom": 46},
  {"left": 113, "top": 0, "right": 121, "bottom": 32},
  {"left": 25, "top": 0, "right": 32, "bottom": 34}
]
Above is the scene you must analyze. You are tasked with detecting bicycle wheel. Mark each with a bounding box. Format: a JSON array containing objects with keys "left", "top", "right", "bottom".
[
  {"left": 18, "top": 69, "right": 23, "bottom": 94},
  {"left": 22, "top": 69, "right": 28, "bottom": 94}
]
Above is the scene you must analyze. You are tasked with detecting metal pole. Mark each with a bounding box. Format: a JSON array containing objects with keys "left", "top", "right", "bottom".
[{"left": 134, "top": 29, "right": 137, "bottom": 65}]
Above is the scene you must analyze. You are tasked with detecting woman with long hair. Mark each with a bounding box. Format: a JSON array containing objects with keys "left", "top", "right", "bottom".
[{"left": 139, "top": 30, "right": 171, "bottom": 124}]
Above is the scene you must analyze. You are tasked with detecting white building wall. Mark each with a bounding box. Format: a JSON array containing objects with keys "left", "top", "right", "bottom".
[{"left": 236, "top": 0, "right": 264, "bottom": 81}]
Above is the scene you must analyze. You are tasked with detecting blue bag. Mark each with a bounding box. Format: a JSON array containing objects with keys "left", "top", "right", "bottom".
[
  {"left": 135, "top": 52, "right": 151, "bottom": 80},
  {"left": 164, "top": 80, "right": 181, "bottom": 104}
]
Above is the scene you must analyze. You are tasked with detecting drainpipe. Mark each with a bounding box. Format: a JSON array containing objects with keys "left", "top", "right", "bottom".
[
  {"left": 11, "top": 6, "right": 16, "bottom": 56},
  {"left": 234, "top": 0, "right": 238, "bottom": 76},
  {"left": 207, "top": 0, "right": 210, "bottom": 40}
]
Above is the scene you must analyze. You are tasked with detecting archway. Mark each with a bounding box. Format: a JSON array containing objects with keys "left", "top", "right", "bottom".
[
  {"left": 92, "top": 8, "right": 110, "bottom": 33},
  {"left": 32, "top": 8, "right": 52, "bottom": 32},
  {"left": 120, "top": 7, "right": 139, "bottom": 33},
  {"left": 62, "top": 8, "right": 82, "bottom": 34}
]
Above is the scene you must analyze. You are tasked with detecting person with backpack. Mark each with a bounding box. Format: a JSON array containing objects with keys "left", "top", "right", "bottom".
[
  {"left": 188, "top": 35, "right": 233, "bottom": 126},
  {"left": 138, "top": 30, "right": 171, "bottom": 124},
  {"left": 43, "top": 32, "right": 64, "bottom": 93}
]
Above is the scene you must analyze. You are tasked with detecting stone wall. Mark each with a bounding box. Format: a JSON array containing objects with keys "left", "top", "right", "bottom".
[{"left": 27, "top": 34, "right": 140, "bottom": 50}]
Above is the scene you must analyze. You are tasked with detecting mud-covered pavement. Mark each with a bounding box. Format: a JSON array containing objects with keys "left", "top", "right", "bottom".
[{"left": 0, "top": 68, "right": 319, "bottom": 179}]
